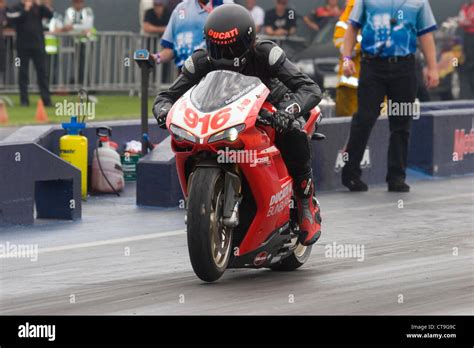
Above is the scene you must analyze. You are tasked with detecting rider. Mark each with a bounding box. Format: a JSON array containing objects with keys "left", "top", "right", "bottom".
[{"left": 153, "top": 4, "right": 322, "bottom": 246}]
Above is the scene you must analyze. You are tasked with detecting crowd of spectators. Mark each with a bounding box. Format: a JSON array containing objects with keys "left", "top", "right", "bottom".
[
  {"left": 141, "top": 0, "right": 344, "bottom": 38},
  {"left": 139, "top": 0, "right": 344, "bottom": 75},
  {"left": 0, "top": 0, "right": 345, "bottom": 87}
]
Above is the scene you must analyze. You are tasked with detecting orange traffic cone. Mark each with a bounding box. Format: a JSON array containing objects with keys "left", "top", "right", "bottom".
[
  {"left": 0, "top": 100, "right": 9, "bottom": 125},
  {"left": 35, "top": 99, "right": 49, "bottom": 123}
]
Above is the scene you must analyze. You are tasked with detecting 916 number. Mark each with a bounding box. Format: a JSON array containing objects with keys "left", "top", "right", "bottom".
[{"left": 184, "top": 108, "right": 231, "bottom": 134}]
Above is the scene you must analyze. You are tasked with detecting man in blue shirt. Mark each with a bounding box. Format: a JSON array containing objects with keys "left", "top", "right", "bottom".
[
  {"left": 153, "top": 0, "right": 233, "bottom": 69},
  {"left": 341, "top": 0, "right": 439, "bottom": 192}
]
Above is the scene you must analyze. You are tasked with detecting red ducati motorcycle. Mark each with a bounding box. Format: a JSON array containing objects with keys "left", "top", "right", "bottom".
[{"left": 166, "top": 70, "right": 324, "bottom": 282}]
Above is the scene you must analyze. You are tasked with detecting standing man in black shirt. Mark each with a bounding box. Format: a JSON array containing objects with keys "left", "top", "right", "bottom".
[
  {"left": 0, "top": 0, "right": 7, "bottom": 85},
  {"left": 143, "top": 0, "right": 170, "bottom": 35},
  {"left": 7, "top": 0, "right": 53, "bottom": 107},
  {"left": 264, "top": 0, "right": 297, "bottom": 37}
]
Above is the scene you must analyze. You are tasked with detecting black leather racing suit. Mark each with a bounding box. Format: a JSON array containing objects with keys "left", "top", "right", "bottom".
[{"left": 153, "top": 39, "right": 322, "bottom": 186}]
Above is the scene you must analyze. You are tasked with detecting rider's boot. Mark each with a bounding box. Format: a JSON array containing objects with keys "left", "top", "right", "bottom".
[{"left": 294, "top": 171, "right": 322, "bottom": 246}]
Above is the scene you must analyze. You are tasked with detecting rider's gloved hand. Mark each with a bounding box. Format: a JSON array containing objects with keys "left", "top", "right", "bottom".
[
  {"left": 273, "top": 109, "right": 295, "bottom": 133},
  {"left": 153, "top": 101, "right": 172, "bottom": 129}
]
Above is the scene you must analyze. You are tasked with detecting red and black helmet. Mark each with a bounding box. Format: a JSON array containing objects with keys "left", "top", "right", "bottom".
[{"left": 204, "top": 4, "right": 256, "bottom": 71}]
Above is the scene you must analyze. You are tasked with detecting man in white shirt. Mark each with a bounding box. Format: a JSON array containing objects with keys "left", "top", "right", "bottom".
[
  {"left": 246, "top": 0, "right": 264, "bottom": 32},
  {"left": 63, "top": 0, "right": 95, "bottom": 85},
  {"left": 63, "top": 0, "right": 94, "bottom": 35}
]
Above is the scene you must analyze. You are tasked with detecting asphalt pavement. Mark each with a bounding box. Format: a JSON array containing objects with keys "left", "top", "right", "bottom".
[{"left": 0, "top": 175, "right": 472, "bottom": 315}]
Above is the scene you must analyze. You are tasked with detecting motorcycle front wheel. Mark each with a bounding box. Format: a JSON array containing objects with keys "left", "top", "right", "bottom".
[{"left": 187, "top": 167, "right": 233, "bottom": 282}]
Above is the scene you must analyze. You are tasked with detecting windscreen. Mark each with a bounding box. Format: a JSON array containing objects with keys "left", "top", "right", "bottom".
[{"left": 190, "top": 70, "right": 262, "bottom": 113}]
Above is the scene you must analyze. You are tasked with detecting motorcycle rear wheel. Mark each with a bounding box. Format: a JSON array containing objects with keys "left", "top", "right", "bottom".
[
  {"left": 187, "top": 167, "right": 232, "bottom": 282},
  {"left": 270, "top": 243, "right": 312, "bottom": 271}
]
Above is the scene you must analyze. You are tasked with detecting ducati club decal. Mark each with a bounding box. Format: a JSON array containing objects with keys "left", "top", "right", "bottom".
[
  {"left": 225, "top": 84, "right": 257, "bottom": 105},
  {"left": 253, "top": 251, "right": 269, "bottom": 267},
  {"left": 267, "top": 183, "right": 292, "bottom": 217}
]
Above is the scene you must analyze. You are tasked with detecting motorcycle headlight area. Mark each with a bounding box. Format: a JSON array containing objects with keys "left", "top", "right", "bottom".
[
  {"left": 170, "top": 125, "right": 197, "bottom": 143},
  {"left": 208, "top": 124, "right": 245, "bottom": 144}
]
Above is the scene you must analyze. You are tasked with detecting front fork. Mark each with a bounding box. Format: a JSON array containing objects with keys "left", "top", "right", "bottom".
[
  {"left": 184, "top": 168, "right": 242, "bottom": 228},
  {"left": 222, "top": 171, "right": 242, "bottom": 228}
]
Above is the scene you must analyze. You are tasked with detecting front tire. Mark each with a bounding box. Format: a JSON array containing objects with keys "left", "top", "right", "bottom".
[{"left": 187, "top": 167, "right": 232, "bottom": 282}]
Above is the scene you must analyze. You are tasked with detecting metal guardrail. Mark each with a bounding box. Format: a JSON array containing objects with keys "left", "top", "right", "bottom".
[
  {"left": 257, "top": 34, "right": 307, "bottom": 45},
  {"left": 1, "top": 31, "right": 178, "bottom": 94},
  {"left": 1, "top": 32, "right": 309, "bottom": 94}
]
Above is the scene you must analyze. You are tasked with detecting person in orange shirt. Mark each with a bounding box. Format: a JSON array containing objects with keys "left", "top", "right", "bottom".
[
  {"left": 333, "top": 0, "right": 360, "bottom": 117},
  {"left": 0, "top": 0, "right": 6, "bottom": 84},
  {"left": 304, "top": 0, "right": 341, "bottom": 33}
]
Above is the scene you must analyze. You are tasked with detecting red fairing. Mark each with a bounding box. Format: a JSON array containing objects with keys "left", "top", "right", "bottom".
[{"left": 237, "top": 149, "right": 292, "bottom": 254}]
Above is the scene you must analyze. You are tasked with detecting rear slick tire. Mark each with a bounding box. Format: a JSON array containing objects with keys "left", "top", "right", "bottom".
[
  {"left": 187, "top": 167, "right": 232, "bottom": 282},
  {"left": 270, "top": 244, "right": 312, "bottom": 271}
]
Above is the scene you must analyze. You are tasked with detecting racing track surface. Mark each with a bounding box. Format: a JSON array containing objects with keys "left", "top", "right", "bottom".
[{"left": 0, "top": 174, "right": 473, "bottom": 315}]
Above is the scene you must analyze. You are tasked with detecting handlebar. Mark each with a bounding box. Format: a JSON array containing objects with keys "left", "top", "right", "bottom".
[
  {"left": 257, "top": 109, "right": 303, "bottom": 133},
  {"left": 257, "top": 109, "right": 275, "bottom": 126}
]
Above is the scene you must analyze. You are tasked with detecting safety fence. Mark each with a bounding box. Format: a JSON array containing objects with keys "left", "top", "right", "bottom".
[
  {"left": 1, "top": 32, "right": 179, "bottom": 94},
  {"left": 1, "top": 32, "right": 312, "bottom": 95}
]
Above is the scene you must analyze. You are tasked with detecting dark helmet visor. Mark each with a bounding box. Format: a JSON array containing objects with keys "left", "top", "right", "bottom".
[{"left": 207, "top": 36, "right": 251, "bottom": 61}]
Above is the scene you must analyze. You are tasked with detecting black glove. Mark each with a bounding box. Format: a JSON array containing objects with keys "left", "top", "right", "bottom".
[
  {"left": 273, "top": 109, "right": 295, "bottom": 133},
  {"left": 153, "top": 101, "right": 172, "bottom": 129}
]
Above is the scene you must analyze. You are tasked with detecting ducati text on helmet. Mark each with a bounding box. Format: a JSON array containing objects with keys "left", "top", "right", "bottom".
[
  {"left": 208, "top": 28, "right": 240, "bottom": 43},
  {"left": 204, "top": 4, "right": 256, "bottom": 72}
]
